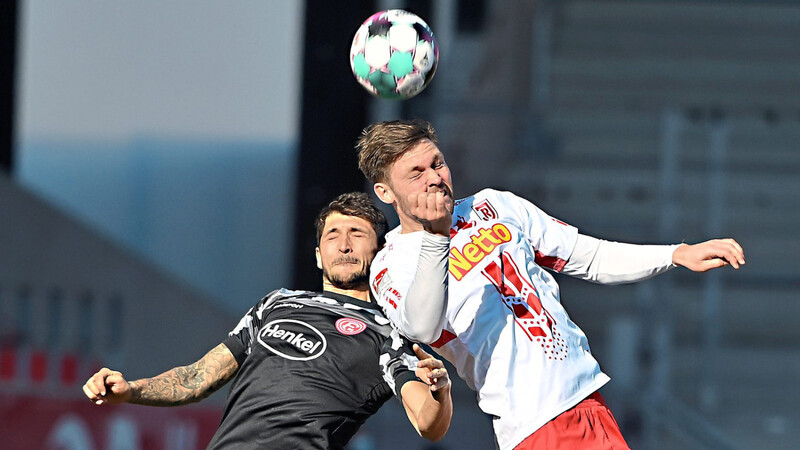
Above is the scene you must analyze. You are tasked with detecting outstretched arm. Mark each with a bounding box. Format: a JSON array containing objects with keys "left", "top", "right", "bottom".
[
  {"left": 563, "top": 235, "right": 745, "bottom": 284},
  {"left": 400, "top": 344, "right": 452, "bottom": 442},
  {"left": 82, "top": 343, "right": 239, "bottom": 407}
]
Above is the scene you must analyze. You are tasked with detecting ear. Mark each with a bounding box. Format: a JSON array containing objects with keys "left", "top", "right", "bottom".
[
  {"left": 373, "top": 182, "right": 394, "bottom": 205},
  {"left": 315, "top": 247, "right": 323, "bottom": 270}
]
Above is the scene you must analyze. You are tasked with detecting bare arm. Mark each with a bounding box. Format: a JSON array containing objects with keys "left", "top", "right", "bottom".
[
  {"left": 82, "top": 343, "right": 239, "bottom": 407},
  {"left": 399, "top": 345, "right": 452, "bottom": 442}
]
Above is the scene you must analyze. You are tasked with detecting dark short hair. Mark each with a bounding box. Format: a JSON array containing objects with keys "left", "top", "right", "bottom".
[
  {"left": 356, "top": 119, "right": 438, "bottom": 184},
  {"left": 315, "top": 192, "right": 388, "bottom": 246}
]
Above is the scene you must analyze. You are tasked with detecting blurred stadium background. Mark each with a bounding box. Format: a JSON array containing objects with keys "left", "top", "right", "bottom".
[{"left": 1, "top": 0, "right": 798, "bottom": 448}]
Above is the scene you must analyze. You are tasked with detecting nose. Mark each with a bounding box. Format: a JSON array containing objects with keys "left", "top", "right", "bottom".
[
  {"left": 338, "top": 236, "right": 352, "bottom": 253},
  {"left": 425, "top": 167, "right": 443, "bottom": 187}
]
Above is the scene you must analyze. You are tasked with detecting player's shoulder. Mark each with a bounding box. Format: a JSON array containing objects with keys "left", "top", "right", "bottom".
[
  {"left": 377, "top": 225, "right": 426, "bottom": 257},
  {"left": 380, "top": 326, "right": 417, "bottom": 356},
  {"left": 264, "top": 287, "right": 314, "bottom": 300},
  {"left": 457, "top": 187, "right": 518, "bottom": 203},
  {"left": 257, "top": 288, "right": 315, "bottom": 306},
  {"left": 380, "top": 225, "right": 402, "bottom": 245},
  {"left": 310, "top": 291, "right": 389, "bottom": 320},
  {"left": 454, "top": 188, "right": 521, "bottom": 214}
]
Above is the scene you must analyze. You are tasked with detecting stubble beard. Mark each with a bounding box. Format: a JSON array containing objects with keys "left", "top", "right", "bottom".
[{"left": 324, "top": 264, "right": 370, "bottom": 291}]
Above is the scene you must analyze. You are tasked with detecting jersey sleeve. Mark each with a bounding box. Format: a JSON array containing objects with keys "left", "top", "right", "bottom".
[
  {"left": 223, "top": 289, "right": 282, "bottom": 367},
  {"left": 562, "top": 234, "right": 679, "bottom": 284},
  {"left": 499, "top": 190, "right": 579, "bottom": 272},
  {"left": 378, "top": 328, "right": 422, "bottom": 398},
  {"left": 370, "top": 231, "right": 448, "bottom": 343}
]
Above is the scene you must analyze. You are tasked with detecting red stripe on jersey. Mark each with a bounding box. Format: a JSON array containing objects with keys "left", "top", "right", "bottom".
[
  {"left": 482, "top": 252, "right": 558, "bottom": 342},
  {"left": 372, "top": 268, "right": 388, "bottom": 293},
  {"left": 502, "top": 253, "right": 525, "bottom": 292},
  {"left": 534, "top": 251, "right": 567, "bottom": 272},
  {"left": 483, "top": 261, "right": 504, "bottom": 290},
  {"left": 430, "top": 329, "right": 457, "bottom": 348}
]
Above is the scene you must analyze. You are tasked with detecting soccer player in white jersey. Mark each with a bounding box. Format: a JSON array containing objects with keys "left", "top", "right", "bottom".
[{"left": 357, "top": 119, "right": 745, "bottom": 450}]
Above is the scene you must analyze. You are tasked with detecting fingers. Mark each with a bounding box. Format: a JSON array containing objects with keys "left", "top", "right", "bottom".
[
  {"left": 409, "top": 192, "right": 450, "bottom": 220},
  {"left": 415, "top": 349, "right": 444, "bottom": 370},
  {"left": 676, "top": 239, "right": 745, "bottom": 272},
  {"left": 82, "top": 384, "right": 101, "bottom": 403},
  {"left": 427, "top": 190, "right": 452, "bottom": 215},
  {"left": 706, "top": 239, "right": 745, "bottom": 270},
  {"left": 83, "top": 367, "right": 112, "bottom": 404},
  {"left": 412, "top": 344, "right": 450, "bottom": 390},
  {"left": 721, "top": 238, "right": 745, "bottom": 267},
  {"left": 107, "top": 372, "right": 127, "bottom": 394},
  {"left": 413, "top": 343, "right": 431, "bottom": 360},
  {"left": 83, "top": 367, "right": 125, "bottom": 405},
  {"left": 723, "top": 238, "right": 744, "bottom": 256},
  {"left": 427, "top": 367, "right": 450, "bottom": 392},
  {"left": 697, "top": 258, "right": 729, "bottom": 272}
]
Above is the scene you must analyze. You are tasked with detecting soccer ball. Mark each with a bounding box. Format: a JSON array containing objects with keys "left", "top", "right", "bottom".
[{"left": 350, "top": 10, "right": 438, "bottom": 100}]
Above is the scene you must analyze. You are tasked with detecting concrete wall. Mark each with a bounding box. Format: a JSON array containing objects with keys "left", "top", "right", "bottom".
[{"left": 0, "top": 172, "right": 237, "bottom": 399}]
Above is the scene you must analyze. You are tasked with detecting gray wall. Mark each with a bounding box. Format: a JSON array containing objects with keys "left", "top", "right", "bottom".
[{"left": 0, "top": 173, "right": 237, "bottom": 393}]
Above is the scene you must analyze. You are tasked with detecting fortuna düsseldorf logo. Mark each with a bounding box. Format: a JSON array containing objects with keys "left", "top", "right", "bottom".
[
  {"left": 336, "top": 318, "right": 367, "bottom": 335},
  {"left": 257, "top": 319, "right": 327, "bottom": 361}
]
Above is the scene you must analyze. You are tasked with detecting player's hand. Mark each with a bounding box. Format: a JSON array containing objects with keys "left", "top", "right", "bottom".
[
  {"left": 672, "top": 238, "right": 745, "bottom": 272},
  {"left": 82, "top": 367, "right": 133, "bottom": 405},
  {"left": 407, "top": 191, "right": 453, "bottom": 237},
  {"left": 413, "top": 344, "right": 451, "bottom": 395}
]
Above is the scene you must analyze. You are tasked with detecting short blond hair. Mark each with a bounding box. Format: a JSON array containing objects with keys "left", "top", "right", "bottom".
[{"left": 356, "top": 119, "right": 438, "bottom": 184}]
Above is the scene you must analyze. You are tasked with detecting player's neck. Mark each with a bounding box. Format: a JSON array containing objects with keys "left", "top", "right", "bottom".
[{"left": 322, "top": 283, "right": 370, "bottom": 302}]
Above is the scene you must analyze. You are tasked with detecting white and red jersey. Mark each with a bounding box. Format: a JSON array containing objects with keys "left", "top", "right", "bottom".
[{"left": 371, "top": 189, "right": 610, "bottom": 450}]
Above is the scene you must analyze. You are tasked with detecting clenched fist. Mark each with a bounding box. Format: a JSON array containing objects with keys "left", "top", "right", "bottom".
[
  {"left": 82, "top": 367, "right": 133, "bottom": 405},
  {"left": 407, "top": 191, "right": 453, "bottom": 237}
]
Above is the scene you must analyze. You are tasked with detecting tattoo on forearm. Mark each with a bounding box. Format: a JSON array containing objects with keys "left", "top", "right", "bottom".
[{"left": 130, "top": 344, "right": 238, "bottom": 406}]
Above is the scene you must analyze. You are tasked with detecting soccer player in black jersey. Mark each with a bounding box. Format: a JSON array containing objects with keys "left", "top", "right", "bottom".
[{"left": 82, "top": 192, "right": 453, "bottom": 449}]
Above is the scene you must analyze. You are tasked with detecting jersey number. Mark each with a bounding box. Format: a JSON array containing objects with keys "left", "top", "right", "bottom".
[{"left": 482, "top": 252, "right": 556, "bottom": 341}]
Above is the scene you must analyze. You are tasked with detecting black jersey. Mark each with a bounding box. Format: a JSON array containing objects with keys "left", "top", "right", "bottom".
[{"left": 206, "top": 289, "right": 422, "bottom": 449}]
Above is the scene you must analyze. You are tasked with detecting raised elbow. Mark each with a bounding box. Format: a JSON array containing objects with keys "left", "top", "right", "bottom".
[
  {"left": 402, "top": 322, "right": 442, "bottom": 345},
  {"left": 398, "top": 310, "right": 444, "bottom": 344},
  {"left": 417, "top": 422, "right": 449, "bottom": 442}
]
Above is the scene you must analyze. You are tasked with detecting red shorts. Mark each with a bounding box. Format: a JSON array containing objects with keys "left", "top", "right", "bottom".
[{"left": 514, "top": 392, "right": 630, "bottom": 450}]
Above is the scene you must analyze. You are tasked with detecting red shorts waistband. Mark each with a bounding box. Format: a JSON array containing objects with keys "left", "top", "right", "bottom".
[{"left": 572, "top": 391, "right": 608, "bottom": 409}]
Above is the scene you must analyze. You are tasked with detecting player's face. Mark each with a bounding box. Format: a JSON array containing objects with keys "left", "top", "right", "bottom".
[
  {"left": 380, "top": 139, "right": 454, "bottom": 225},
  {"left": 315, "top": 213, "right": 379, "bottom": 291}
]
